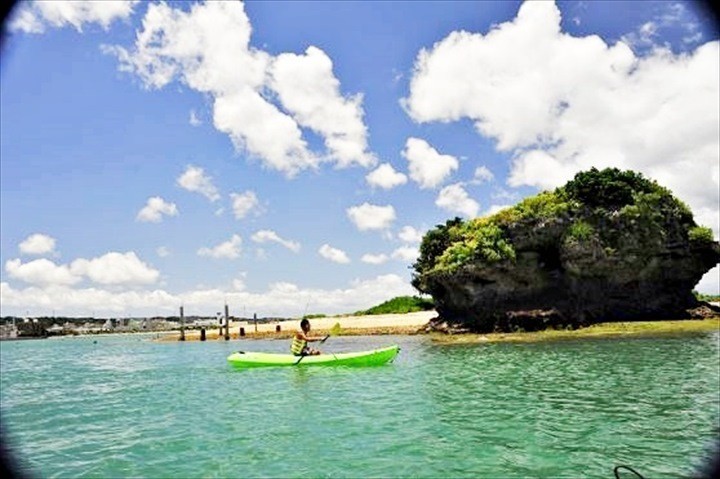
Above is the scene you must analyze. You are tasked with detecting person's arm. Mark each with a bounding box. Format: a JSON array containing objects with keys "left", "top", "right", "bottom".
[{"left": 298, "top": 331, "right": 321, "bottom": 342}]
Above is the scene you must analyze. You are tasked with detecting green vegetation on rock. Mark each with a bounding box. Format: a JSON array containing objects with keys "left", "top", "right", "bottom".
[{"left": 689, "top": 226, "right": 714, "bottom": 245}]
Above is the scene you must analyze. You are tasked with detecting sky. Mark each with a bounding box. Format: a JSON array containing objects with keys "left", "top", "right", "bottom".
[{"left": 0, "top": 0, "right": 718, "bottom": 319}]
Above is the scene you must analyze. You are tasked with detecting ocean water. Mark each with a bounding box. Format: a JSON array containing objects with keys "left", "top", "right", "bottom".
[{"left": 1, "top": 332, "right": 718, "bottom": 478}]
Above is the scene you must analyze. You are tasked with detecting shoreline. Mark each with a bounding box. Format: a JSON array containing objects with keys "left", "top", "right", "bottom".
[
  {"left": 156, "top": 310, "right": 436, "bottom": 342},
  {"left": 155, "top": 311, "right": 719, "bottom": 344},
  {"left": 430, "top": 317, "right": 720, "bottom": 344}
]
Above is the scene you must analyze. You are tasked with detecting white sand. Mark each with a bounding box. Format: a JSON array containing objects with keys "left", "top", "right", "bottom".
[{"left": 229, "top": 310, "right": 437, "bottom": 333}]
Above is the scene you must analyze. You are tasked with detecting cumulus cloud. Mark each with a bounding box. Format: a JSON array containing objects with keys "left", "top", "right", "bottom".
[
  {"left": 269, "top": 46, "right": 376, "bottom": 169},
  {"left": 5, "top": 258, "right": 80, "bottom": 286},
  {"left": 230, "top": 191, "right": 260, "bottom": 219},
  {"left": 136, "top": 196, "right": 179, "bottom": 223},
  {"left": 361, "top": 253, "right": 389, "bottom": 265},
  {"left": 156, "top": 246, "right": 171, "bottom": 258},
  {"left": 398, "top": 226, "right": 424, "bottom": 244},
  {"left": 250, "top": 230, "right": 300, "bottom": 252},
  {"left": 6, "top": 251, "right": 159, "bottom": 287},
  {"left": 197, "top": 234, "right": 242, "bottom": 259},
  {"left": 436, "top": 183, "right": 480, "bottom": 218},
  {"left": 318, "top": 244, "right": 350, "bottom": 264},
  {"left": 10, "top": 0, "right": 138, "bottom": 34},
  {"left": 366, "top": 163, "right": 408, "bottom": 190},
  {"left": 695, "top": 266, "right": 719, "bottom": 296},
  {"left": 69, "top": 252, "right": 160, "bottom": 285},
  {"left": 392, "top": 246, "right": 419, "bottom": 262},
  {"left": 105, "top": 1, "right": 373, "bottom": 177},
  {"left": 404, "top": 1, "right": 718, "bottom": 235},
  {"left": 177, "top": 165, "right": 220, "bottom": 202},
  {"left": 402, "top": 137, "right": 458, "bottom": 189},
  {"left": 1, "top": 274, "right": 417, "bottom": 317},
  {"left": 19, "top": 233, "right": 56, "bottom": 255},
  {"left": 347, "top": 203, "right": 396, "bottom": 231},
  {"left": 473, "top": 166, "right": 494, "bottom": 183}
]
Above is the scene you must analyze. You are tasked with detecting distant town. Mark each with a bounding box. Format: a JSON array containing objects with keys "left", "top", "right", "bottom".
[{"left": 0, "top": 314, "right": 285, "bottom": 340}]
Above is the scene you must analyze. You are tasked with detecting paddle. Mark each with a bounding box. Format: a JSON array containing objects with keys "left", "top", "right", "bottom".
[
  {"left": 321, "top": 322, "right": 341, "bottom": 343},
  {"left": 295, "top": 322, "right": 341, "bottom": 365}
]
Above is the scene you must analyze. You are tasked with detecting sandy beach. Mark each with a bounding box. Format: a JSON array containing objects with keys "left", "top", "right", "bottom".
[
  {"left": 157, "top": 309, "right": 719, "bottom": 343},
  {"left": 159, "top": 310, "right": 437, "bottom": 341}
]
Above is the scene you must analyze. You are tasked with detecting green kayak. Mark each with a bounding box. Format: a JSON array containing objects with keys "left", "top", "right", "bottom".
[{"left": 227, "top": 345, "right": 400, "bottom": 368}]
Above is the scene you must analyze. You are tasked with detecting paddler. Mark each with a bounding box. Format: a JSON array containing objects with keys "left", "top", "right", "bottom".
[{"left": 291, "top": 319, "right": 327, "bottom": 356}]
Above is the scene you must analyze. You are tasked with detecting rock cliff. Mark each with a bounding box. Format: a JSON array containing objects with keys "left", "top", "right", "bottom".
[{"left": 413, "top": 168, "right": 720, "bottom": 332}]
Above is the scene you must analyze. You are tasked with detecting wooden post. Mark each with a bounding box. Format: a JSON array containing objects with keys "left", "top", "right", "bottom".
[
  {"left": 224, "top": 304, "right": 230, "bottom": 340},
  {"left": 179, "top": 306, "right": 185, "bottom": 341},
  {"left": 276, "top": 324, "right": 281, "bottom": 333},
  {"left": 254, "top": 313, "right": 258, "bottom": 333},
  {"left": 239, "top": 327, "right": 245, "bottom": 337},
  {"left": 200, "top": 327, "right": 206, "bottom": 341}
]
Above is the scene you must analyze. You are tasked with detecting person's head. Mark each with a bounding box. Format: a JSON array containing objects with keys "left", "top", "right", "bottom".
[{"left": 300, "top": 318, "right": 310, "bottom": 332}]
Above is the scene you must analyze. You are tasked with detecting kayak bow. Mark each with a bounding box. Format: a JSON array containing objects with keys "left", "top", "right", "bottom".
[{"left": 227, "top": 345, "right": 400, "bottom": 368}]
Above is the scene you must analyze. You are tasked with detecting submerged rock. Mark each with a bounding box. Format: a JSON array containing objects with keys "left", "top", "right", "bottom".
[{"left": 413, "top": 168, "right": 720, "bottom": 333}]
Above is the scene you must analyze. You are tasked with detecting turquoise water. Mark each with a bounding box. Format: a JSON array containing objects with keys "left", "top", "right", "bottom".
[{"left": 1, "top": 332, "right": 718, "bottom": 478}]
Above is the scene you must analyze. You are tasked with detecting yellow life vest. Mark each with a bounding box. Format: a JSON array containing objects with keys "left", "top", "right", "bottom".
[{"left": 291, "top": 335, "right": 307, "bottom": 355}]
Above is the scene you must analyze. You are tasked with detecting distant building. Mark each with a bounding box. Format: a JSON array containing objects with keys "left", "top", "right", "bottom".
[{"left": 0, "top": 323, "right": 18, "bottom": 340}]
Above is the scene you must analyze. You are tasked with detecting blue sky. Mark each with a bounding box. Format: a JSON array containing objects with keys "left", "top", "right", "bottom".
[{"left": 1, "top": 1, "right": 718, "bottom": 318}]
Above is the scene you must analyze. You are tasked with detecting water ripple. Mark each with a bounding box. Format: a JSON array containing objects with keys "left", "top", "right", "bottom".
[{"left": 1, "top": 333, "right": 718, "bottom": 478}]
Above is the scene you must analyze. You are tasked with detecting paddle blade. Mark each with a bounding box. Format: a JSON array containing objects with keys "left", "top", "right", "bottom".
[{"left": 329, "top": 322, "right": 342, "bottom": 336}]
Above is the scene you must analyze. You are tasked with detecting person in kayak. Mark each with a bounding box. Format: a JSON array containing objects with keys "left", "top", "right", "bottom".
[{"left": 291, "top": 319, "right": 327, "bottom": 356}]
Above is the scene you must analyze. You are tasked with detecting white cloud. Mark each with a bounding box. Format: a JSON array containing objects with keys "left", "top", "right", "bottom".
[
  {"left": 318, "top": 244, "right": 350, "bottom": 264},
  {"left": 366, "top": 163, "right": 408, "bottom": 190},
  {"left": 70, "top": 252, "right": 159, "bottom": 285},
  {"left": 105, "top": 1, "right": 374, "bottom": 177},
  {"left": 361, "top": 253, "right": 389, "bottom": 265},
  {"left": 189, "top": 109, "right": 201, "bottom": 126},
  {"left": 402, "top": 137, "right": 458, "bottom": 189},
  {"left": 230, "top": 191, "right": 260, "bottom": 219},
  {"left": 156, "top": 246, "right": 171, "bottom": 258},
  {"left": 5, "top": 251, "right": 158, "bottom": 287},
  {"left": 197, "top": 234, "right": 242, "bottom": 260},
  {"left": 10, "top": 0, "right": 138, "bottom": 34},
  {"left": 473, "top": 166, "right": 494, "bottom": 183},
  {"left": 404, "top": 1, "right": 718, "bottom": 232},
  {"left": 19, "top": 233, "right": 56, "bottom": 255},
  {"left": 1, "top": 274, "right": 419, "bottom": 317},
  {"left": 347, "top": 203, "right": 396, "bottom": 231},
  {"left": 5, "top": 258, "right": 80, "bottom": 286},
  {"left": 398, "top": 226, "right": 424, "bottom": 244},
  {"left": 392, "top": 245, "right": 419, "bottom": 262},
  {"left": 436, "top": 183, "right": 480, "bottom": 218},
  {"left": 250, "top": 230, "right": 300, "bottom": 252},
  {"left": 177, "top": 165, "right": 220, "bottom": 202},
  {"left": 136, "top": 196, "right": 179, "bottom": 223},
  {"left": 695, "top": 266, "right": 719, "bottom": 296},
  {"left": 270, "top": 46, "right": 376, "bottom": 169}
]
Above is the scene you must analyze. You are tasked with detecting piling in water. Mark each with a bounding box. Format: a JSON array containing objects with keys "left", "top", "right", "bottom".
[
  {"left": 224, "top": 304, "right": 230, "bottom": 340},
  {"left": 179, "top": 306, "right": 185, "bottom": 341}
]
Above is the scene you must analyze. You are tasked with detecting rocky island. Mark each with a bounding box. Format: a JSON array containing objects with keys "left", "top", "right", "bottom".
[{"left": 413, "top": 168, "right": 720, "bottom": 333}]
